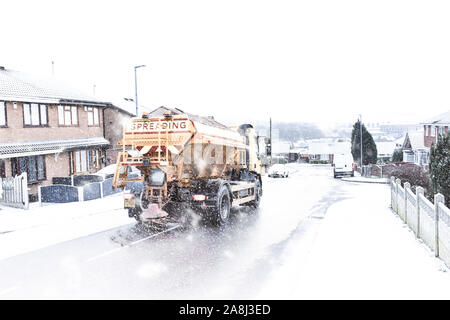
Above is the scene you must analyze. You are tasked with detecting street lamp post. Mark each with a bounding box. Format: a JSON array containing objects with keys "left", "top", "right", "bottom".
[
  {"left": 134, "top": 65, "right": 146, "bottom": 116},
  {"left": 359, "top": 114, "right": 363, "bottom": 169}
]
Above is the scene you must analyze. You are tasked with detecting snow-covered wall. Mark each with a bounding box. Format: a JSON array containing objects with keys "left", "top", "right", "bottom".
[{"left": 390, "top": 177, "right": 450, "bottom": 268}]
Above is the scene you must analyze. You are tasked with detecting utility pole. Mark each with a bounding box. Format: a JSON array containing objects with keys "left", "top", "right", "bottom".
[
  {"left": 270, "top": 117, "right": 272, "bottom": 166},
  {"left": 93, "top": 84, "right": 96, "bottom": 96},
  {"left": 134, "top": 65, "right": 146, "bottom": 117},
  {"left": 51, "top": 61, "right": 54, "bottom": 76},
  {"left": 360, "top": 114, "right": 363, "bottom": 169}
]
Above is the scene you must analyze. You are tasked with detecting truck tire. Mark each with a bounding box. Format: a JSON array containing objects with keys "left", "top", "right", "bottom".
[
  {"left": 248, "top": 179, "right": 261, "bottom": 209},
  {"left": 211, "top": 184, "right": 231, "bottom": 226},
  {"left": 128, "top": 207, "right": 142, "bottom": 223}
]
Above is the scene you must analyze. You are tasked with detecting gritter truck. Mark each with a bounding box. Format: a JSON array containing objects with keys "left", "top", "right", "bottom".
[{"left": 112, "top": 106, "right": 263, "bottom": 226}]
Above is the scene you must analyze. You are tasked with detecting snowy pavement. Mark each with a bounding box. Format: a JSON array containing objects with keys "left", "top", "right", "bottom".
[
  {"left": 0, "top": 163, "right": 449, "bottom": 299},
  {"left": 259, "top": 178, "right": 450, "bottom": 300},
  {"left": 0, "top": 193, "right": 132, "bottom": 261}
]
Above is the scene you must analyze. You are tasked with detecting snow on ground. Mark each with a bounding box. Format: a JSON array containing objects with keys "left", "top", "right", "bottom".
[
  {"left": 258, "top": 181, "right": 450, "bottom": 300},
  {"left": 1, "top": 163, "right": 450, "bottom": 300},
  {"left": 0, "top": 194, "right": 132, "bottom": 261}
]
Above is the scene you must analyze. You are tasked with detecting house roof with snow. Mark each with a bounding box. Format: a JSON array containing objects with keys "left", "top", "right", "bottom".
[
  {"left": 272, "top": 141, "right": 291, "bottom": 154},
  {"left": 421, "top": 110, "right": 450, "bottom": 125},
  {"left": 0, "top": 66, "right": 110, "bottom": 106},
  {"left": 402, "top": 130, "right": 425, "bottom": 150},
  {"left": 307, "top": 141, "right": 351, "bottom": 155},
  {"left": 106, "top": 97, "right": 138, "bottom": 117},
  {"left": 375, "top": 141, "right": 397, "bottom": 157},
  {"left": 0, "top": 137, "right": 109, "bottom": 159}
]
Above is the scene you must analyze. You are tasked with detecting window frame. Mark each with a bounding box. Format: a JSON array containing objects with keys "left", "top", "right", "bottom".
[
  {"left": 0, "top": 159, "right": 5, "bottom": 178},
  {"left": 11, "top": 155, "right": 47, "bottom": 184},
  {"left": 86, "top": 106, "right": 100, "bottom": 127},
  {"left": 0, "top": 101, "right": 7, "bottom": 127},
  {"left": 70, "top": 149, "right": 102, "bottom": 174},
  {"left": 23, "top": 103, "right": 48, "bottom": 127},
  {"left": 58, "top": 105, "right": 79, "bottom": 127}
]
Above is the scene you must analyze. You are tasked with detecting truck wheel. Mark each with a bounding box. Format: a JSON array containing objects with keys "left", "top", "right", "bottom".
[
  {"left": 212, "top": 185, "right": 231, "bottom": 226},
  {"left": 249, "top": 180, "right": 261, "bottom": 209},
  {"left": 128, "top": 207, "right": 142, "bottom": 223}
]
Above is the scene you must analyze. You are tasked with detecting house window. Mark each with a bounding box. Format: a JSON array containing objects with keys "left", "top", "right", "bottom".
[
  {"left": 11, "top": 155, "right": 46, "bottom": 183},
  {"left": 58, "top": 105, "right": 78, "bottom": 126},
  {"left": 23, "top": 103, "right": 47, "bottom": 126},
  {"left": 86, "top": 107, "right": 99, "bottom": 126},
  {"left": 431, "top": 125, "right": 435, "bottom": 137},
  {"left": 0, "top": 159, "right": 5, "bottom": 178},
  {"left": 70, "top": 149, "right": 102, "bottom": 174},
  {"left": 0, "top": 101, "right": 6, "bottom": 126}
]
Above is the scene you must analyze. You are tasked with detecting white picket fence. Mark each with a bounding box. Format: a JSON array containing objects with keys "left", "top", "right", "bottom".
[
  {"left": 390, "top": 176, "right": 450, "bottom": 267},
  {"left": 0, "top": 172, "right": 29, "bottom": 209}
]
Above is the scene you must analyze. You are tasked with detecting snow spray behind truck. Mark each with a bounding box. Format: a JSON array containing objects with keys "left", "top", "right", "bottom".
[{"left": 112, "top": 106, "right": 263, "bottom": 226}]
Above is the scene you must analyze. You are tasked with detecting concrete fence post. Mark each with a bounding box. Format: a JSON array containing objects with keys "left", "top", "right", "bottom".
[
  {"left": 434, "top": 193, "right": 444, "bottom": 257},
  {"left": 38, "top": 186, "right": 42, "bottom": 206},
  {"left": 396, "top": 178, "right": 401, "bottom": 214},
  {"left": 416, "top": 186, "right": 424, "bottom": 238},
  {"left": 404, "top": 182, "right": 410, "bottom": 224},
  {"left": 390, "top": 176, "right": 396, "bottom": 209},
  {"left": 78, "top": 186, "right": 84, "bottom": 202}
]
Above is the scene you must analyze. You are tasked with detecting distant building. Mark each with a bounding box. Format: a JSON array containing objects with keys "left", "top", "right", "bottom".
[
  {"left": 379, "top": 123, "right": 422, "bottom": 138},
  {"left": 421, "top": 110, "right": 450, "bottom": 148},
  {"left": 375, "top": 141, "right": 397, "bottom": 162},
  {"left": 271, "top": 141, "right": 291, "bottom": 159},
  {"left": 401, "top": 130, "right": 428, "bottom": 166},
  {"left": 307, "top": 139, "right": 351, "bottom": 163},
  {"left": 103, "top": 98, "right": 135, "bottom": 165},
  {"left": 396, "top": 110, "right": 450, "bottom": 167}
]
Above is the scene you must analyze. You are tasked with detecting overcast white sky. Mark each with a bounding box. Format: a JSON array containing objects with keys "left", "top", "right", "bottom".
[{"left": 1, "top": 0, "right": 450, "bottom": 127}]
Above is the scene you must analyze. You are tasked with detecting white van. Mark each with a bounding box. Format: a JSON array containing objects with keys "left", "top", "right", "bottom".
[{"left": 333, "top": 153, "right": 355, "bottom": 178}]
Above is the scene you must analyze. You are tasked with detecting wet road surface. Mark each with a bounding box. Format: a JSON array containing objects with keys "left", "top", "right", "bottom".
[{"left": 0, "top": 164, "right": 369, "bottom": 299}]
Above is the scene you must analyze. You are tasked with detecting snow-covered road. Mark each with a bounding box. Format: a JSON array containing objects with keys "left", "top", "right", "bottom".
[{"left": 0, "top": 164, "right": 449, "bottom": 299}]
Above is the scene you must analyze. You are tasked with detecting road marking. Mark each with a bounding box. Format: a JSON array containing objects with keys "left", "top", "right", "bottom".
[{"left": 85, "top": 225, "right": 181, "bottom": 263}]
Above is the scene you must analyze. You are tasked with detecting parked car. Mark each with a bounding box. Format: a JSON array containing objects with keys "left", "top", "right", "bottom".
[
  {"left": 268, "top": 164, "right": 289, "bottom": 178},
  {"left": 333, "top": 153, "right": 355, "bottom": 178},
  {"left": 94, "top": 164, "right": 141, "bottom": 180}
]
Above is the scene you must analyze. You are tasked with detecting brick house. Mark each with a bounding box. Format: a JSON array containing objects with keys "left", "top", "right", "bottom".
[
  {"left": 102, "top": 98, "right": 135, "bottom": 165},
  {"left": 422, "top": 110, "right": 450, "bottom": 148},
  {"left": 401, "top": 130, "right": 428, "bottom": 166},
  {"left": 400, "top": 110, "right": 450, "bottom": 166},
  {"left": 0, "top": 66, "right": 112, "bottom": 199}
]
